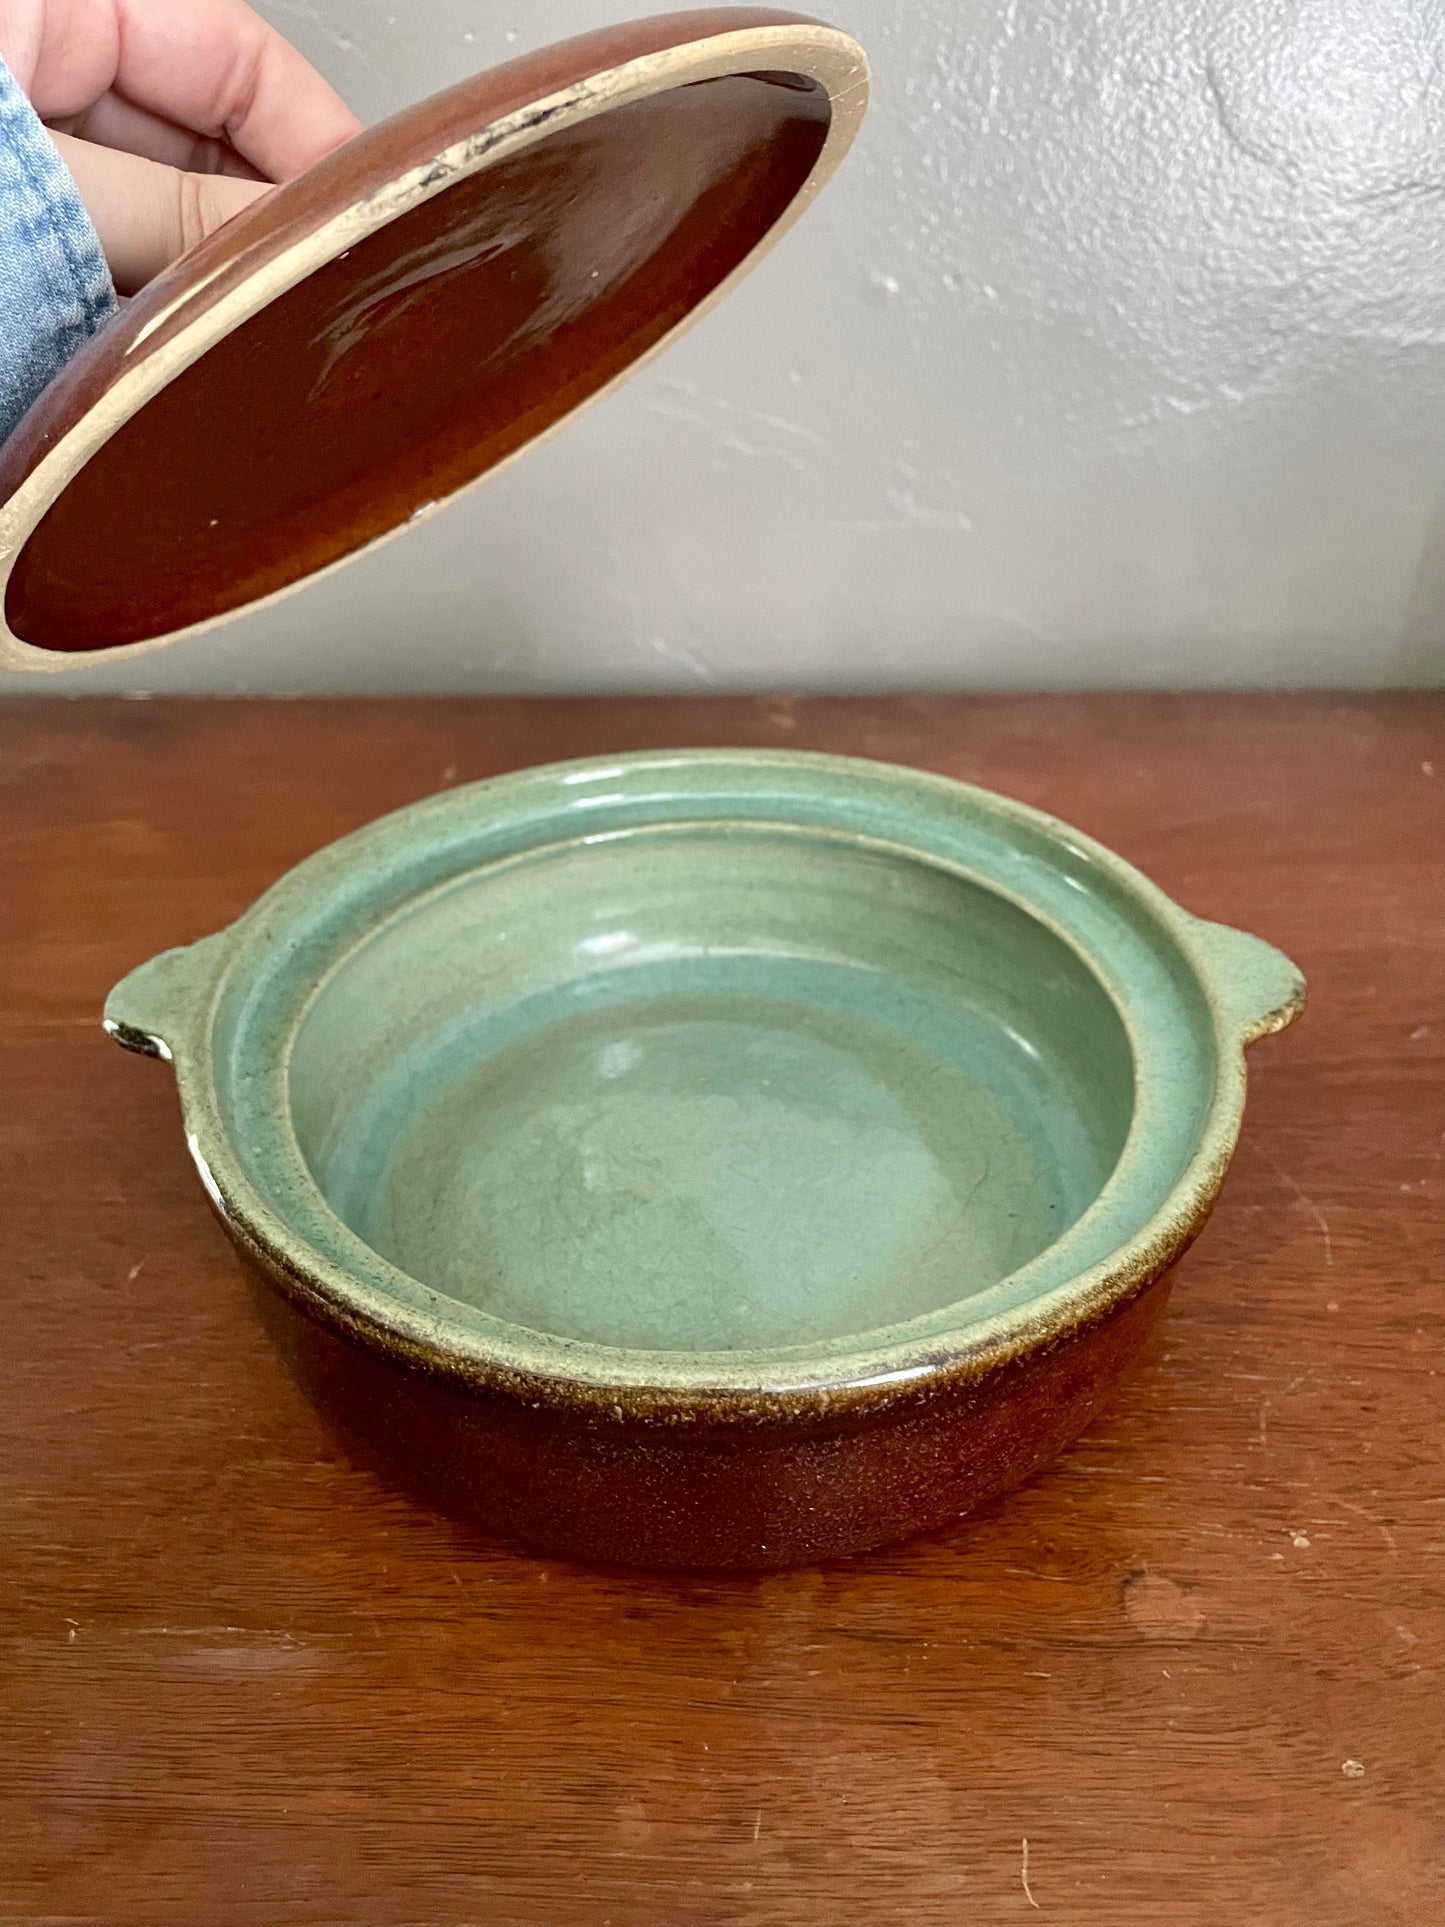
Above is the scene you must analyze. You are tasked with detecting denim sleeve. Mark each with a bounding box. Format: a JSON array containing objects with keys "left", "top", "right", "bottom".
[{"left": 0, "top": 55, "right": 115, "bottom": 445}]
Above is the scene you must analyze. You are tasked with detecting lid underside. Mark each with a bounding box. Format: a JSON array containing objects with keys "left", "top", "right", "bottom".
[{"left": 0, "top": 12, "right": 866, "bottom": 669}]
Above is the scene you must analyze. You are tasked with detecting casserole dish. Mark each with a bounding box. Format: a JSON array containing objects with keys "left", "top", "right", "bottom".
[{"left": 106, "top": 749, "right": 1304, "bottom": 1566}]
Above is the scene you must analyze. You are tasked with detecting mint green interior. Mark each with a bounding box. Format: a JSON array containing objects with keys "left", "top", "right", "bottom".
[
  {"left": 284, "top": 825, "right": 1135, "bottom": 1352},
  {"left": 159, "top": 750, "right": 1244, "bottom": 1380}
]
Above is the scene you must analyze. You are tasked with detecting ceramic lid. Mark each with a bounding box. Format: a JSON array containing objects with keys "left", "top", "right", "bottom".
[{"left": 0, "top": 9, "right": 866, "bottom": 671}]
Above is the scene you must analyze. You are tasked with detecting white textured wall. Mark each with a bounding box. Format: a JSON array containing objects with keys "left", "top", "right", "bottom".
[{"left": 12, "top": 0, "right": 1445, "bottom": 692}]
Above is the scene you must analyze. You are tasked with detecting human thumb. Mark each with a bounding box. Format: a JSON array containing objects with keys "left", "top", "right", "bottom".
[{"left": 51, "top": 132, "right": 270, "bottom": 297}]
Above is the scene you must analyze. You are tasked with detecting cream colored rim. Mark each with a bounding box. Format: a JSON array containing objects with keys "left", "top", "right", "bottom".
[{"left": 0, "top": 25, "right": 869, "bottom": 672}]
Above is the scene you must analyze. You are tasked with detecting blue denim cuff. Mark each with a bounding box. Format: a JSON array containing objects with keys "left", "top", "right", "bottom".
[{"left": 0, "top": 54, "right": 116, "bottom": 445}]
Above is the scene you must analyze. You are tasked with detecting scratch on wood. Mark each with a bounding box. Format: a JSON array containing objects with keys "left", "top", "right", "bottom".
[
  {"left": 1331, "top": 1494, "right": 1399, "bottom": 1556},
  {"left": 1259, "top": 1150, "right": 1334, "bottom": 1266},
  {"left": 1022, "top": 1836, "right": 1039, "bottom": 1908}
]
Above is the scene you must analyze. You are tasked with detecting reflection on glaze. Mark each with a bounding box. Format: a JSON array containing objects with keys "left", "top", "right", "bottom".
[{"left": 306, "top": 212, "right": 530, "bottom": 405}]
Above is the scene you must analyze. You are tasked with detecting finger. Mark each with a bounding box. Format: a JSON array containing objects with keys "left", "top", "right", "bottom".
[
  {"left": 108, "top": 0, "right": 361, "bottom": 180},
  {"left": 10, "top": 0, "right": 360, "bottom": 181},
  {"left": 53, "top": 129, "right": 269, "bottom": 294},
  {"left": 50, "top": 89, "right": 263, "bottom": 179}
]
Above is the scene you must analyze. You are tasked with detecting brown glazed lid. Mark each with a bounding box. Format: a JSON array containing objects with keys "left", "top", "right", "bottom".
[{"left": 0, "top": 9, "right": 866, "bottom": 672}]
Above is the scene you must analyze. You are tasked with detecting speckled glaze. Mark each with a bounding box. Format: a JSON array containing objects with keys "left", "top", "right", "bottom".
[{"left": 106, "top": 750, "right": 1304, "bottom": 1567}]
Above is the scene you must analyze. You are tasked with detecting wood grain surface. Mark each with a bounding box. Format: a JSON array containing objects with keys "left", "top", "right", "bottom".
[{"left": 2, "top": 694, "right": 1441, "bottom": 1925}]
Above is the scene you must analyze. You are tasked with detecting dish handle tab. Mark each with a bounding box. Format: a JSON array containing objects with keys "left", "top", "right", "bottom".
[
  {"left": 103, "top": 932, "right": 230, "bottom": 1064},
  {"left": 1188, "top": 918, "right": 1306, "bottom": 1047}
]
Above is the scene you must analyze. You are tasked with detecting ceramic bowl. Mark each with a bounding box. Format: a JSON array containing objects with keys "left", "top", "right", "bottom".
[{"left": 106, "top": 751, "right": 1304, "bottom": 1567}]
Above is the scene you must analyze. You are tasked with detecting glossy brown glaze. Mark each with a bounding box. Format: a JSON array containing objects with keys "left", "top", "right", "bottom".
[
  {"left": 0, "top": 9, "right": 859, "bottom": 662},
  {"left": 4, "top": 695, "right": 1443, "bottom": 1920},
  {"left": 244, "top": 1246, "right": 1176, "bottom": 1570},
  {"left": 9, "top": 76, "right": 826, "bottom": 653}
]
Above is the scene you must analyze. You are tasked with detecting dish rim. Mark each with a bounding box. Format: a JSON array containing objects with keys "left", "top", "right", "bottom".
[{"left": 105, "top": 749, "right": 1305, "bottom": 1425}]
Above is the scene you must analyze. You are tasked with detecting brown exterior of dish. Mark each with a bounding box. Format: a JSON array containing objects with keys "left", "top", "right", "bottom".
[{"left": 240, "top": 1235, "right": 1180, "bottom": 1570}]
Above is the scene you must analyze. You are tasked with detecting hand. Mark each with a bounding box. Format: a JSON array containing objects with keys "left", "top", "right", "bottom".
[{"left": 0, "top": 0, "right": 361, "bottom": 294}]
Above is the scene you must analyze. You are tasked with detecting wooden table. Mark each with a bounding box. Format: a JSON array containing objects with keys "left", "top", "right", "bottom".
[{"left": 3, "top": 695, "right": 1441, "bottom": 1925}]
